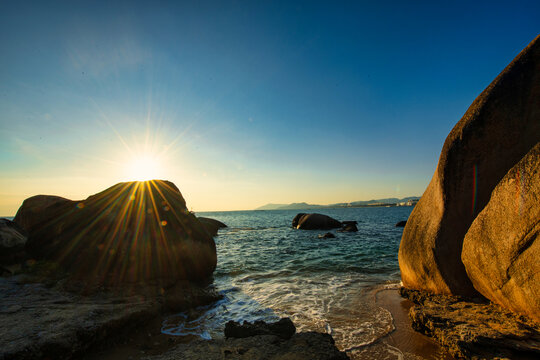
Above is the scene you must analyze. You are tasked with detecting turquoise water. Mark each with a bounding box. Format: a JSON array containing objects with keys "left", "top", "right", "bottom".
[{"left": 162, "top": 207, "right": 414, "bottom": 358}]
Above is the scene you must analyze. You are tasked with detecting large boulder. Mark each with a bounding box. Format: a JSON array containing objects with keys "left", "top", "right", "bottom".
[
  {"left": 462, "top": 143, "right": 540, "bottom": 322},
  {"left": 197, "top": 217, "right": 227, "bottom": 237},
  {"left": 399, "top": 35, "right": 540, "bottom": 296},
  {"left": 19, "top": 180, "right": 216, "bottom": 286},
  {"left": 292, "top": 213, "right": 342, "bottom": 230},
  {"left": 0, "top": 218, "right": 28, "bottom": 265},
  {"left": 14, "top": 195, "right": 74, "bottom": 232}
]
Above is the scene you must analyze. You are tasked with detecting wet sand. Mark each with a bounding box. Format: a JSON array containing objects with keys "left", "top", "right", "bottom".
[{"left": 372, "top": 288, "right": 454, "bottom": 360}]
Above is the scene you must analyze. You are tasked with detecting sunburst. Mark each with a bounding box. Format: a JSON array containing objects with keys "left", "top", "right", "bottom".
[{"left": 126, "top": 154, "right": 162, "bottom": 181}]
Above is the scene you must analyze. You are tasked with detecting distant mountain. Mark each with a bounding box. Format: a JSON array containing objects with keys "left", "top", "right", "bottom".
[
  {"left": 275, "top": 202, "right": 324, "bottom": 210},
  {"left": 255, "top": 197, "right": 420, "bottom": 210},
  {"left": 254, "top": 202, "right": 323, "bottom": 210},
  {"left": 255, "top": 203, "right": 289, "bottom": 210}
]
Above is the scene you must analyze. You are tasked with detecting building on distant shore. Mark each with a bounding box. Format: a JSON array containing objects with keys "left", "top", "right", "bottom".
[{"left": 397, "top": 199, "right": 419, "bottom": 207}]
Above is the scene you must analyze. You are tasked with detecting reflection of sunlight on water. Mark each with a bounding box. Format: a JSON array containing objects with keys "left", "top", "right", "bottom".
[
  {"left": 163, "top": 275, "right": 402, "bottom": 359},
  {"left": 161, "top": 207, "right": 437, "bottom": 359},
  {"left": 161, "top": 286, "right": 280, "bottom": 340}
]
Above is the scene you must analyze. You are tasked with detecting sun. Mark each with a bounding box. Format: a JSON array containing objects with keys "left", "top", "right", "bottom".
[{"left": 126, "top": 155, "right": 162, "bottom": 181}]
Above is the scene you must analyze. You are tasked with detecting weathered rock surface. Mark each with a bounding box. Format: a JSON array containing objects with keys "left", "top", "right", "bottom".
[
  {"left": 145, "top": 332, "right": 349, "bottom": 360},
  {"left": 399, "top": 288, "right": 540, "bottom": 360},
  {"left": 18, "top": 180, "right": 216, "bottom": 286},
  {"left": 0, "top": 275, "right": 221, "bottom": 360},
  {"left": 399, "top": 35, "right": 540, "bottom": 296},
  {"left": 462, "top": 143, "right": 540, "bottom": 322},
  {"left": 292, "top": 213, "right": 342, "bottom": 230},
  {"left": 225, "top": 318, "right": 296, "bottom": 340},
  {"left": 197, "top": 217, "right": 227, "bottom": 237},
  {"left": 0, "top": 218, "right": 28, "bottom": 265}
]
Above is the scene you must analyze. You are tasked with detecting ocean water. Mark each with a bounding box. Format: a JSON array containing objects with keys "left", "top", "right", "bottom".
[{"left": 162, "top": 207, "right": 423, "bottom": 359}]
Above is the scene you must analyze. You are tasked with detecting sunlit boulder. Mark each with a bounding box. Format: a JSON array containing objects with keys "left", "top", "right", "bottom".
[
  {"left": 16, "top": 180, "right": 216, "bottom": 286},
  {"left": 462, "top": 143, "right": 540, "bottom": 322},
  {"left": 399, "top": 34, "right": 540, "bottom": 296}
]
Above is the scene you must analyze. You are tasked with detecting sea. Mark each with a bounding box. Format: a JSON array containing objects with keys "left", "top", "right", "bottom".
[{"left": 161, "top": 207, "right": 450, "bottom": 359}]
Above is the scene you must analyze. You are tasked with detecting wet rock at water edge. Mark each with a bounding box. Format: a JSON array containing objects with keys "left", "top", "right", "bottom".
[
  {"left": 197, "top": 216, "right": 227, "bottom": 237},
  {"left": 292, "top": 213, "right": 342, "bottom": 230},
  {"left": 399, "top": 287, "right": 540, "bottom": 360},
  {"left": 395, "top": 220, "right": 407, "bottom": 227},
  {"left": 319, "top": 232, "right": 336, "bottom": 239},
  {"left": 339, "top": 221, "right": 358, "bottom": 232},
  {"left": 225, "top": 318, "right": 296, "bottom": 339}
]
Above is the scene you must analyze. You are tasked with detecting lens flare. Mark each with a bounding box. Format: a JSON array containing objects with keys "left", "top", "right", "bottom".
[{"left": 126, "top": 155, "right": 161, "bottom": 181}]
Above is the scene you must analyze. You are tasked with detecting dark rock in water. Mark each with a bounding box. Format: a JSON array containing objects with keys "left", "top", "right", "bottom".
[
  {"left": 18, "top": 180, "right": 216, "bottom": 286},
  {"left": 462, "top": 143, "right": 540, "bottom": 322},
  {"left": 0, "top": 218, "right": 28, "bottom": 265},
  {"left": 197, "top": 217, "right": 227, "bottom": 237},
  {"left": 341, "top": 220, "right": 357, "bottom": 225},
  {"left": 225, "top": 318, "right": 296, "bottom": 340},
  {"left": 399, "top": 287, "right": 540, "bottom": 360},
  {"left": 395, "top": 220, "right": 407, "bottom": 227},
  {"left": 399, "top": 35, "right": 540, "bottom": 297},
  {"left": 292, "top": 213, "right": 307, "bottom": 228},
  {"left": 144, "top": 332, "right": 349, "bottom": 360},
  {"left": 293, "top": 213, "right": 342, "bottom": 230},
  {"left": 318, "top": 232, "right": 336, "bottom": 239},
  {"left": 339, "top": 223, "right": 358, "bottom": 232}
]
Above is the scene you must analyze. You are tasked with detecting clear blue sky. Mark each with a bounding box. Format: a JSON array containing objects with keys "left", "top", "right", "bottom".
[{"left": 1, "top": 0, "right": 538, "bottom": 213}]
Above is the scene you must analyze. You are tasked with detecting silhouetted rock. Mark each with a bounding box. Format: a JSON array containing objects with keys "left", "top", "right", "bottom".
[
  {"left": 197, "top": 217, "right": 227, "bottom": 237},
  {"left": 293, "top": 213, "right": 342, "bottom": 230},
  {"left": 145, "top": 332, "right": 349, "bottom": 360},
  {"left": 292, "top": 213, "right": 307, "bottom": 228},
  {"left": 318, "top": 232, "right": 336, "bottom": 239},
  {"left": 19, "top": 180, "right": 216, "bottom": 286},
  {"left": 399, "top": 35, "right": 540, "bottom": 296},
  {"left": 0, "top": 219, "right": 27, "bottom": 266},
  {"left": 225, "top": 318, "right": 296, "bottom": 340},
  {"left": 400, "top": 288, "right": 540, "bottom": 360},
  {"left": 462, "top": 143, "right": 540, "bottom": 322},
  {"left": 14, "top": 195, "right": 74, "bottom": 232},
  {"left": 395, "top": 220, "right": 407, "bottom": 227}
]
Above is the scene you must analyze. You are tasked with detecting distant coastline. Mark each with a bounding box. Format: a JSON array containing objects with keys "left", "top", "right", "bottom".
[{"left": 255, "top": 197, "right": 419, "bottom": 211}]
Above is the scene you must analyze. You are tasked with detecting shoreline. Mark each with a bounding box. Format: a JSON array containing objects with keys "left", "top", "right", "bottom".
[{"left": 372, "top": 287, "right": 454, "bottom": 359}]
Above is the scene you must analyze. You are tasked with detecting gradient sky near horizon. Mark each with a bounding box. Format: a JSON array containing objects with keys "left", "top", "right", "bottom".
[{"left": 1, "top": 1, "right": 539, "bottom": 214}]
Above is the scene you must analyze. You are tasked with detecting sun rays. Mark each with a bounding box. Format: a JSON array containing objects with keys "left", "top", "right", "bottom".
[{"left": 126, "top": 154, "right": 163, "bottom": 181}]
